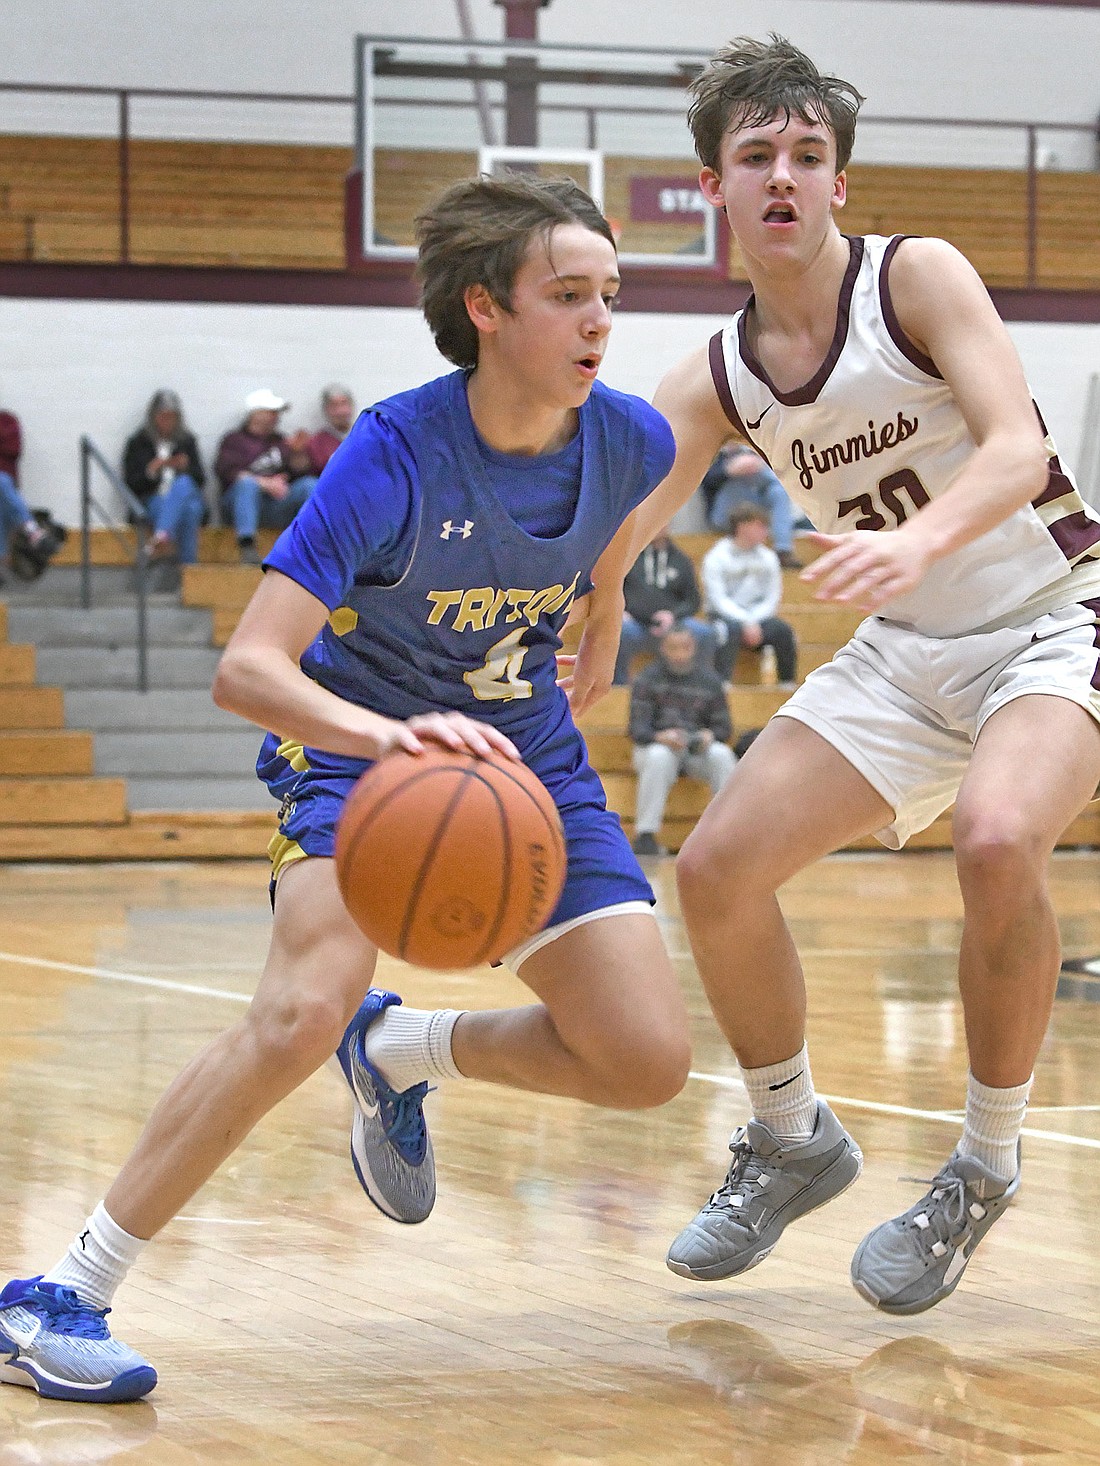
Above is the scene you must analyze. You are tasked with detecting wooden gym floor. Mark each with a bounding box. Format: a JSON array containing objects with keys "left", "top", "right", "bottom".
[{"left": 1, "top": 850, "right": 1100, "bottom": 1464}]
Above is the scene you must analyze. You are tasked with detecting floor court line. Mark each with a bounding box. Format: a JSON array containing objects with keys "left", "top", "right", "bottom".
[
  {"left": 3, "top": 951, "right": 1098, "bottom": 1153},
  {"left": 0, "top": 950, "right": 250, "bottom": 1004}
]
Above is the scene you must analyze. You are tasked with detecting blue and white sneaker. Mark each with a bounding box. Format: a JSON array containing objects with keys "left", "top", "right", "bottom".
[
  {"left": 335, "top": 989, "right": 436, "bottom": 1224},
  {"left": 0, "top": 1277, "right": 156, "bottom": 1402}
]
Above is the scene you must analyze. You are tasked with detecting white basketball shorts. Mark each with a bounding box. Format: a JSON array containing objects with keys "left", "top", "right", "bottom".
[{"left": 774, "top": 597, "right": 1100, "bottom": 849}]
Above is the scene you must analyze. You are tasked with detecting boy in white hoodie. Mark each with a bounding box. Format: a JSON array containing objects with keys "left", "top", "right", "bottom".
[{"left": 701, "top": 504, "right": 797, "bottom": 685}]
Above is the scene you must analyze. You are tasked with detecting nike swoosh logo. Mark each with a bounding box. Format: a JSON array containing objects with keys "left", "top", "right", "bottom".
[
  {"left": 350, "top": 1058, "right": 381, "bottom": 1118},
  {"left": 943, "top": 1247, "right": 969, "bottom": 1286},
  {"left": 746, "top": 404, "right": 773, "bottom": 431},
  {"left": 7, "top": 1315, "right": 41, "bottom": 1346},
  {"left": 767, "top": 1070, "right": 804, "bottom": 1092}
]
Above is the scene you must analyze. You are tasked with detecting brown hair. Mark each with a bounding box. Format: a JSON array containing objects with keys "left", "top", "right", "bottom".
[
  {"left": 688, "top": 34, "right": 864, "bottom": 174},
  {"left": 728, "top": 503, "right": 771, "bottom": 533},
  {"left": 416, "top": 173, "right": 616, "bottom": 369}
]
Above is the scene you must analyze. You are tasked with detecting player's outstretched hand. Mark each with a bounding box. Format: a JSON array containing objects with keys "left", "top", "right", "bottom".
[
  {"left": 800, "top": 529, "right": 933, "bottom": 610},
  {"left": 561, "top": 621, "right": 617, "bottom": 719}
]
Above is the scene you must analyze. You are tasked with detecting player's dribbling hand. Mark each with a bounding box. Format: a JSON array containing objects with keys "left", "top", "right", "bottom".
[
  {"left": 397, "top": 710, "right": 521, "bottom": 761},
  {"left": 800, "top": 529, "right": 934, "bottom": 610}
]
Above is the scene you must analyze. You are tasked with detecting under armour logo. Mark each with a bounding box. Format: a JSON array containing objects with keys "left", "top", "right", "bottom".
[
  {"left": 440, "top": 519, "right": 474, "bottom": 540},
  {"left": 77, "top": 1229, "right": 91, "bottom": 1251}
]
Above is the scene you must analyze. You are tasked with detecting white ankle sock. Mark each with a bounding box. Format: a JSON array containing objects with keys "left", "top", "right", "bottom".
[
  {"left": 43, "top": 1202, "right": 147, "bottom": 1310},
  {"left": 362, "top": 1006, "right": 465, "bottom": 1092},
  {"left": 742, "top": 1044, "right": 817, "bottom": 1142},
  {"left": 958, "top": 1071, "right": 1031, "bottom": 1183}
]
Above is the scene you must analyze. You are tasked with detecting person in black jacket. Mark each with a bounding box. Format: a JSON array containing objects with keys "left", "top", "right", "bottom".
[
  {"left": 614, "top": 529, "right": 718, "bottom": 684},
  {"left": 122, "top": 390, "right": 207, "bottom": 572},
  {"left": 628, "top": 622, "right": 736, "bottom": 855}
]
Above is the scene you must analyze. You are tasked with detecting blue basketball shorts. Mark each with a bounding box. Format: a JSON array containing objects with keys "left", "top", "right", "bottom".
[{"left": 256, "top": 703, "right": 654, "bottom": 947}]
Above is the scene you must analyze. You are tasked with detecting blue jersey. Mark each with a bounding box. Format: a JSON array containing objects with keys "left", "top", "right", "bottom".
[{"left": 265, "top": 369, "right": 675, "bottom": 744}]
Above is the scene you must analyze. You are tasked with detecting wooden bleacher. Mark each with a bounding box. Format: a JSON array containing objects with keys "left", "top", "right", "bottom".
[
  {"left": 0, "top": 135, "right": 1097, "bottom": 289},
  {"left": 3, "top": 528, "right": 1098, "bottom": 861},
  {"left": 0, "top": 550, "right": 276, "bottom": 860},
  {"left": 0, "top": 136, "right": 349, "bottom": 269},
  {"left": 178, "top": 529, "right": 1100, "bottom": 853},
  {"left": 0, "top": 597, "right": 129, "bottom": 836}
]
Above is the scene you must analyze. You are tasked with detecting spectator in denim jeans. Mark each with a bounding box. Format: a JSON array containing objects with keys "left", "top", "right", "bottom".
[
  {"left": 215, "top": 389, "right": 318, "bottom": 564},
  {"left": 0, "top": 405, "right": 56, "bottom": 587},
  {"left": 122, "top": 390, "right": 207, "bottom": 582},
  {"left": 701, "top": 442, "right": 805, "bottom": 567},
  {"left": 615, "top": 529, "right": 718, "bottom": 684}
]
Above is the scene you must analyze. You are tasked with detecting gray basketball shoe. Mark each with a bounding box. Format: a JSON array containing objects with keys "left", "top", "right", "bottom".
[
  {"left": 335, "top": 989, "right": 436, "bottom": 1224},
  {"left": 667, "top": 1101, "right": 863, "bottom": 1281},
  {"left": 850, "top": 1149, "right": 1020, "bottom": 1314}
]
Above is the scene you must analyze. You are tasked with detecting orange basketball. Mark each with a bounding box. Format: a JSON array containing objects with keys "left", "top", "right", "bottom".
[{"left": 335, "top": 748, "right": 567, "bottom": 970}]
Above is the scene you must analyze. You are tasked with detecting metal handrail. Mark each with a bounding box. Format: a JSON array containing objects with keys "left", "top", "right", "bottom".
[{"left": 79, "top": 434, "right": 151, "bottom": 692}]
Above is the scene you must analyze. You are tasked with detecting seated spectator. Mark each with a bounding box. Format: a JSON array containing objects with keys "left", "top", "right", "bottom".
[
  {"left": 701, "top": 504, "right": 798, "bottom": 688},
  {"left": 0, "top": 403, "right": 61, "bottom": 586},
  {"left": 701, "top": 441, "right": 805, "bottom": 568},
  {"left": 215, "top": 389, "right": 318, "bottom": 564},
  {"left": 308, "top": 384, "right": 356, "bottom": 474},
  {"left": 628, "top": 622, "right": 737, "bottom": 857},
  {"left": 615, "top": 529, "right": 718, "bottom": 685},
  {"left": 122, "top": 389, "right": 207, "bottom": 583}
]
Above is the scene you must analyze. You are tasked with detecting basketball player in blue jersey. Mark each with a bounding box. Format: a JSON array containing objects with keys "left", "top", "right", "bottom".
[
  {"left": 0, "top": 174, "right": 691, "bottom": 1402},
  {"left": 597, "top": 36, "right": 1100, "bottom": 1314}
]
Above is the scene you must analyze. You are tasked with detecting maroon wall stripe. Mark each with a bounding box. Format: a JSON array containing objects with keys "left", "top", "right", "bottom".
[{"left": 0, "top": 260, "right": 755, "bottom": 316}]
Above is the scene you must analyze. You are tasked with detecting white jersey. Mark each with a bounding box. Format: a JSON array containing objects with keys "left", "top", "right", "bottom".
[{"left": 710, "top": 233, "right": 1100, "bottom": 636}]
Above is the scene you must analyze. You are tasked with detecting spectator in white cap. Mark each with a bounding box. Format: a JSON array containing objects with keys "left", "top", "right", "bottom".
[{"left": 214, "top": 389, "right": 318, "bottom": 563}]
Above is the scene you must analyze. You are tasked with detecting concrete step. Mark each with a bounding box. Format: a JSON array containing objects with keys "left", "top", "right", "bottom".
[
  {"left": 37, "top": 645, "right": 223, "bottom": 689},
  {"left": 1, "top": 566, "right": 166, "bottom": 605},
  {"left": 94, "top": 729, "right": 261, "bottom": 777},
  {"left": 64, "top": 688, "right": 247, "bottom": 732},
  {"left": 125, "top": 775, "right": 274, "bottom": 812},
  {"left": 7, "top": 605, "right": 214, "bottom": 648}
]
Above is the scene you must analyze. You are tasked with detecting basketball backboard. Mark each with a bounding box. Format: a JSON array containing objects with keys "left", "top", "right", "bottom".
[{"left": 355, "top": 35, "right": 720, "bottom": 272}]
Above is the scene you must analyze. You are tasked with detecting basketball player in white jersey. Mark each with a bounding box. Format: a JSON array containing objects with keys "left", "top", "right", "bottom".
[{"left": 615, "top": 35, "right": 1100, "bottom": 1313}]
